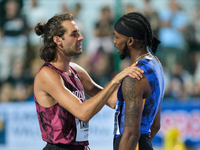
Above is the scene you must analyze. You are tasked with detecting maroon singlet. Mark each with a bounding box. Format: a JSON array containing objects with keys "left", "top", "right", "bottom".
[{"left": 34, "top": 62, "right": 89, "bottom": 146}]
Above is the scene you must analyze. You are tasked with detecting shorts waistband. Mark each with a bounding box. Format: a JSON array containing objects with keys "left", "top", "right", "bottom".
[{"left": 46, "top": 142, "right": 84, "bottom": 150}]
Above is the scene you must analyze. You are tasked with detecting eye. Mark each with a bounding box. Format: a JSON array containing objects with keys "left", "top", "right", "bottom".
[
  {"left": 71, "top": 31, "right": 80, "bottom": 37},
  {"left": 71, "top": 32, "right": 76, "bottom": 36}
]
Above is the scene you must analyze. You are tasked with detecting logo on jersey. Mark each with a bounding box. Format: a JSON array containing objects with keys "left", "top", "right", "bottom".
[{"left": 72, "top": 90, "right": 85, "bottom": 101}]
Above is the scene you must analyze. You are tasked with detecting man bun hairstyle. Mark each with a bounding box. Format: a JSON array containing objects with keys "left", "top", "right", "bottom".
[
  {"left": 35, "top": 22, "right": 45, "bottom": 36},
  {"left": 34, "top": 12, "right": 74, "bottom": 62},
  {"left": 114, "top": 12, "right": 160, "bottom": 54}
]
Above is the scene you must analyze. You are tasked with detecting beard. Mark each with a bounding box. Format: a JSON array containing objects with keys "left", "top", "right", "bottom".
[
  {"left": 63, "top": 45, "right": 82, "bottom": 56},
  {"left": 63, "top": 50, "right": 82, "bottom": 56},
  {"left": 119, "top": 44, "right": 129, "bottom": 60}
]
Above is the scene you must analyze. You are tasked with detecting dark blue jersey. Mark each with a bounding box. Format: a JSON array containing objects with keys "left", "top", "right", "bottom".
[{"left": 114, "top": 56, "right": 165, "bottom": 138}]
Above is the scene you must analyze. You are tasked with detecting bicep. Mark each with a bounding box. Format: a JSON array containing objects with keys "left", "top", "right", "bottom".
[
  {"left": 121, "top": 77, "right": 143, "bottom": 130},
  {"left": 35, "top": 67, "right": 83, "bottom": 116}
]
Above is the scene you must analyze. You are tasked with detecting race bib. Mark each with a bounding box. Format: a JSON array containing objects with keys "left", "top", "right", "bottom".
[
  {"left": 75, "top": 118, "right": 89, "bottom": 141},
  {"left": 114, "top": 111, "right": 120, "bottom": 135}
]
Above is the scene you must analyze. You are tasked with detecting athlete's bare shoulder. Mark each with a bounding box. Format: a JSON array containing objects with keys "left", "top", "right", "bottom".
[
  {"left": 70, "top": 62, "right": 87, "bottom": 74},
  {"left": 69, "top": 62, "right": 92, "bottom": 83},
  {"left": 34, "top": 66, "right": 61, "bottom": 89},
  {"left": 35, "top": 66, "right": 55, "bottom": 79},
  {"left": 70, "top": 62, "right": 80, "bottom": 69}
]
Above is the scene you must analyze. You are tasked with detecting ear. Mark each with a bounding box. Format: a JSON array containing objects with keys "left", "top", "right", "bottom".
[
  {"left": 127, "top": 37, "right": 134, "bottom": 47},
  {"left": 53, "top": 36, "right": 63, "bottom": 48}
]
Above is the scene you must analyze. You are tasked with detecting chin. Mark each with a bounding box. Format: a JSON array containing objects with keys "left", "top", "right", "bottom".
[
  {"left": 120, "top": 53, "right": 127, "bottom": 60},
  {"left": 77, "top": 50, "right": 82, "bottom": 55}
]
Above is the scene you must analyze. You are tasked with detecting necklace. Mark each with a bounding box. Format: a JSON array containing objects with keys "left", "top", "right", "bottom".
[{"left": 134, "top": 52, "right": 151, "bottom": 63}]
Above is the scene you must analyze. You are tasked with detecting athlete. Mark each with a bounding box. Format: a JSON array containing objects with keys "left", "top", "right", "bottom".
[
  {"left": 111, "top": 12, "right": 165, "bottom": 150},
  {"left": 33, "top": 12, "right": 143, "bottom": 150}
]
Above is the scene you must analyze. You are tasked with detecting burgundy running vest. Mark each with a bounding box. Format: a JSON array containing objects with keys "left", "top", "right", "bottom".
[{"left": 34, "top": 62, "right": 89, "bottom": 146}]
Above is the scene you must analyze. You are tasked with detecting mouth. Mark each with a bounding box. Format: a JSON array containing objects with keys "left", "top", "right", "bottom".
[
  {"left": 116, "top": 48, "right": 120, "bottom": 53},
  {"left": 76, "top": 43, "right": 82, "bottom": 50},
  {"left": 114, "top": 45, "right": 120, "bottom": 53}
]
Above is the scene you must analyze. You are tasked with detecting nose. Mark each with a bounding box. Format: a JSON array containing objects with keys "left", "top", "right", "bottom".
[
  {"left": 78, "top": 33, "right": 84, "bottom": 41},
  {"left": 113, "top": 38, "right": 116, "bottom": 44}
]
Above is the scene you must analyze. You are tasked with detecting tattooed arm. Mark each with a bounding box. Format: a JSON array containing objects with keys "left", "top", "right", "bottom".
[{"left": 118, "top": 75, "right": 150, "bottom": 150}]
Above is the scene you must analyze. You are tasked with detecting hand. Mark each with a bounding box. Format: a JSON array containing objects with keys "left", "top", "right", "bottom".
[
  {"left": 130, "top": 62, "right": 144, "bottom": 80},
  {"left": 114, "top": 62, "right": 144, "bottom": 84}
]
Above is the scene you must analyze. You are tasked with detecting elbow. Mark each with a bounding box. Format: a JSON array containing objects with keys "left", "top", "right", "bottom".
[
  {"left": 156, "top": 122, "right": 161, "bottom": 131},
  {"left": 73, "top": 103, "right": 92, "bottom": 122},
  {"left": 153, "top": 122, "right": 161, "bottom": 132},
  {"left": 130, "top": 134, "right": 140, "bottom": 143},
  {"left": 107, "top": 103, "right": 116, "bottom": 109},
  {"left": 127, "top": 133, "right": 140, "bottom": 147},
  {"left": 78, "top": 112, "right": 91, "bottom": 123},
  {"left": 77, "top": 106, "right": 92, "bottom": 122},
  {"left": 124, "top": 130, "right": 141, "bottom": 143},
  {"left": 82, "top": 116, "right": 90, "bottom": 123}
]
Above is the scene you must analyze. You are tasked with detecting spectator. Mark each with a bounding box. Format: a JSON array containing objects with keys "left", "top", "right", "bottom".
[
  {"left": 87, "top": 5, "right": 114, "bottom": 58},
  {"left": 60, "top": 2, "right": 69, "bottom": 13},
  {"left": 165, "top": 63, "right": 193, "bottom": 99},
  {"left": 26, "top": 0, "right": 47, "bottom": 60},
  {"left": 193, "top": 52, "right": 200, "bottom": 98},
  {"left": 72, "top": 52, "right": 91, "bottom": 74},
  {"left": 123, "top": 3, "right": 137, "bottom": 14},
  {"left": 185, "top": 1, "right": 200, "bottom": 73},
  {"left": 0, "top": 0, "right": 23, "bottom": 23},
  {"left": 157, "top": 0, "right": 188, "bottom": 71},
  {"left": 143, "top": 0, "right": 160, "bottom": 37},
  {"left": 0, "top": 0, "right": 28, "bottom": 81},
  {"left": 25, "top": 57, "right": 44, "bottom": 101},
  {"left": 90, "top": 48, "right": 113, "bottom": 86},
  {"left": 6, "top": 59, "right": 29, "bottom": 101},
  {"left": 0, "top": 82, "right": 13, "bottom": 102}
]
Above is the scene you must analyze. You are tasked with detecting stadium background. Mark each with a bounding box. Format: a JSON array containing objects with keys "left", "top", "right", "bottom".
[{"left": 0, "top": 0, "right": 200, "bottom": 150}]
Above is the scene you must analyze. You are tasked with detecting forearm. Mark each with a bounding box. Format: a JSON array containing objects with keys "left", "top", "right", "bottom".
[
  {"left": 150, "top": 125, "right": 160, "bottom": 142},
  {"left": 85, "top": 82, "right": 118, "bottom": 109},
  {"left": 119, "top": 133, "right": 140, "bottom": 150},
  {"left": 82, "top": 79, "right": 119, "bottom": 122},
  {"left": 74, "top": 64, "right": 143, "bottom": 121},
  {"left": 150, "top": 106, "right": 161, "bottom": 141}
]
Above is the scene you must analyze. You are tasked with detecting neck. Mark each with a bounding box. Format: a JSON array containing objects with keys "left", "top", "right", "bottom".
[
  {"left": 50, "top": 55, "right": 72, "bottom": 73},
  {"left": 131, "top": 48, "right": 150, "bottom": 64}
]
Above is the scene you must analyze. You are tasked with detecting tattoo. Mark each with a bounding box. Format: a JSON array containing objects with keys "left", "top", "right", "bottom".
[{"left": 122, "top": 77, "right": 140, "bottom": 127}]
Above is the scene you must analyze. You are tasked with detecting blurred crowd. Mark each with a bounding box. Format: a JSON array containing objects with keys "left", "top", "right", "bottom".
[{"left": 1, "top": 0, "right": 200, "bottom": 102}]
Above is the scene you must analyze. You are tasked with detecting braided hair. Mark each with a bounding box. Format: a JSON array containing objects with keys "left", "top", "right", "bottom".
[
  {"left": 114, "top": 12, "right": 160, "bottom": 54},
  {"left": 34, "top": 12, "right": 74, "bottom": 62}
]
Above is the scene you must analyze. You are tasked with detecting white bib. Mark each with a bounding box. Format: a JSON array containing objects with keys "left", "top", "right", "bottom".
[
  {"left": 114, "top": 111, "right": 120, "bottom": 135},
  {"left": 75, "top": 118, "right": 89, "bottom": 141}
]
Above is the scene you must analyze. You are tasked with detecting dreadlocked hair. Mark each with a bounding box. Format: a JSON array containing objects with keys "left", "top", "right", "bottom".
[{"left": 120, "top": 12, "right": 158, "bottom": 54}]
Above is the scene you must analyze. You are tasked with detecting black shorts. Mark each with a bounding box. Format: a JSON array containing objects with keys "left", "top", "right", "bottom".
[
  {"left": 43, "top": 142, "right": 85, "bottom": 150},
  {"left": 113, "top": 134, "right": 153, "bottom": 150}
]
